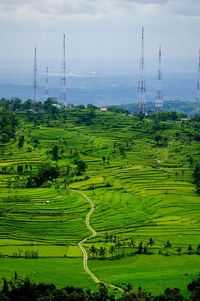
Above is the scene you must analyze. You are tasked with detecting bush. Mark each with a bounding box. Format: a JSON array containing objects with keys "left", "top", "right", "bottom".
[{"left": 26, "top": 164, "right": 60, "bottom": 188}]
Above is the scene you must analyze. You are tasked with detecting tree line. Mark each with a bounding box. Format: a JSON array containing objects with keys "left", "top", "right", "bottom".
[
  {"left": 89, "top": 240, "right": 200, "bottom": 259},
  {"left": 89, "top": 237, "right": 200, "bottom": 259},
  {"left": 0, "top": 274, "right": 200, "bottom": 301},
  {"left": 0, "top": 101, "right": 18, "bottom": 143}
]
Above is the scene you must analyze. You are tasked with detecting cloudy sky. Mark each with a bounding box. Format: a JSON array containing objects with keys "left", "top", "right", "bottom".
[{"left": 0, "top": 0, "right": 200, "bottom": 70}]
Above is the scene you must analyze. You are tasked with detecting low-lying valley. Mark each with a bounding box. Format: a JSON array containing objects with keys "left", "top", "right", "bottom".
[{"left": 0, "top": 98, "right": 200, "bottom": 298}]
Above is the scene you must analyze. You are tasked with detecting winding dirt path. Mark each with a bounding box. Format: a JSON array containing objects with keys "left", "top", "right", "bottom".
[{"left": 71, "top": 189, "right": 124, "bottom": 293}]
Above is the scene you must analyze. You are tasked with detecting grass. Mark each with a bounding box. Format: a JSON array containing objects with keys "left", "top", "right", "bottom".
[
  {"left": 0, "top": 188, "right": 90, "bottom": 245},
  {"left": 0, "top": 109, "right": 200, "bottom": 293},
  {"left": 0, "top": 258, "right": 96, "bottom": 289},
  {"left": 90, "top": 255, "right": 200, "bottom": 296}
]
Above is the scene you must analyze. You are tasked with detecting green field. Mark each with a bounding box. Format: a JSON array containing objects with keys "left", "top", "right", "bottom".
[
  {"left": 0, "top": 258, "right": 95, "bottom": 289},
  {"left": 90, "top": 255, "right": 200, "bottom": 295},
  {"left": 0, "top": 105, "right": 200, "bottom": 295}
]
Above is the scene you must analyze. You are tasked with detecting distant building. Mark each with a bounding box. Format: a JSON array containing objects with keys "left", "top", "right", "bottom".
[
  {"left": 100, "top": 107, "right": 107, "bottom": 112},
  {"left": 52, "top": 103, "right": 63, "bottom": 109}
]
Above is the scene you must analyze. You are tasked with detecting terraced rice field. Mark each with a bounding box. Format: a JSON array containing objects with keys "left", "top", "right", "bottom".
[
  {"left": 0, "top": 188, "right": 90, "bottom": 245},
  {"left": 0, "top": 110, "right": 200, "bottom": 293}
]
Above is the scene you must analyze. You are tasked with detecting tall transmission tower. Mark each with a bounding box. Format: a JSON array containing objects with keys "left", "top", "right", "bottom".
[
  {"left": 61, "top": 33, "right": 67, "bottom": 104},
  {"left": 45, "top": 66, "right": 49, "bottom": 101},
  {"left": 155, "top": 45, "right": 163, "bottom": 113},
  {"left": 196, "top": 50, "right": 200, "bottom": 114},
  {"left": 137, "top": 27, "right": 146, "bottom": 113},
  {"left": 33, "top": 45, "right": 37, "bottom": 102}
]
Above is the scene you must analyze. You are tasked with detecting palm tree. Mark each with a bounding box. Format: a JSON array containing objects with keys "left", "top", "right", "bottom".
[
  {"left": 99, "top": 246, "right": 106, "bottom": 259},
  {"left": 147, "top": 237, "right": 154, "bottom": 247},
  {"left": 176, "top": 247, "right": 182, "bottom": 255},
  {"left": 143, "top": 245, "right": 148, "bottom": 254},
  {"left": 129, "top": 239, "right": 136, "bottom": 254},
  {"left": 164, "top": 240, "right": 172, "bottom": 255},
  {"left": 89, "top": 245, "right": 97, "bottom": 258},
  {"left": 109, "top": 245, "right": 115, "bottom": 258},
  {"left": 196, "top": 244, "right": 200, "bottom": 255},
  {"left": 122, "top": 240, "right": 126, "bottom": 256},
  {"left": 187, "top": 244, "right": 193, "bottom": 255},
  {"left": 115, "top": 240, "right": 122, "bottom": 257},
  {"left": 137, "top": 241, "right": 143, "bottom": 254}
]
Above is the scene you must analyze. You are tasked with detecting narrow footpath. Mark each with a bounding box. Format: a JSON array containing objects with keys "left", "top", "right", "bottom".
[{"left": 71, "top": 189, "right": 124, "bottom": 293}]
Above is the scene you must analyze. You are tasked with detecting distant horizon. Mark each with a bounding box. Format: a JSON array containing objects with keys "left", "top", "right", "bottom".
[
  {"left": 0, "top": 71, "right": 197, "bottom": 105},
  {"left": 0, "top": 57, "right": 199, "bottom": 74}
]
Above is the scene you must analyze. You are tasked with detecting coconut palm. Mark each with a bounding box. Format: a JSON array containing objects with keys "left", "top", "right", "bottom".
[
  {"left": 109, "top": 245, "right": 115, "bottom": 258},
  {"left": 164, "top": 240, "right": 172, "bottom": 255},
  {"left": 99, "top": 246, "right": 107, "bottom": 259},
  {"left": 176, "top": 247, "right": 182, "bottom": 255},
  {"left": 187, "top": 244, "right": 193, "bottom": 255},
  {"left": 89, "top": 245, "right": 97, "bottom": 258}
]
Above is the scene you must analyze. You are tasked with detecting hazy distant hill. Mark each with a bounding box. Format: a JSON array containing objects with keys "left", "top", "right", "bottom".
[
  {"left": 0, "top": 70, "right": 197, "bottom": 107},
  {"left": 113, "top": 100, "right": 196, "bottom": 115}
]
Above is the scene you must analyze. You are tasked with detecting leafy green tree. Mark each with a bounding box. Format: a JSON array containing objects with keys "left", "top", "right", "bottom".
[
  {"left": 18, "top": 135, "right": 25, "bottom": 148},
  {"left": 0, "top": 133, "right": 9, "bottom": 143},
  {"left": 187, "top": 278, "right": 200, "bottom": 301},
  {"left": 10, "top": 97, "right": 22, "bottom": 111},
  {"left": 97, "top": 283, "right": 109, "bottom": 301},
  {"left": 52, "top": 145, "right": 59, "bottom": 161},
  {"left": 102, "top": 156, "right": 106, "bottom": 164},
  {"left": 26, "top": 164, "right": 59, "bottom": 188},
  {"left": 2, "top": 278, "right": 9, "bottom": 295},
  {"left": 75, "top": 159, "right": 87, "bottom": 176},
  {"left": 33, "top": 137, "right": 40, "bottom": 148},
  {"left": 154, "top": 133, "right": 168, "bottom": 147},
  {"left": 189, "top": 155, "right": 194, "bottom": 167},
  {"left": 193, "top": 164, "right": 200, "bottom": 192},
  {"left": 159, "top": 287, "right": 184, "bottom": 301},
  {"left": 17, "top": 165, "right": 23, "bottom": 175},
  {"left": 0, "top": 103, "right": 17, "bottom": 143}
]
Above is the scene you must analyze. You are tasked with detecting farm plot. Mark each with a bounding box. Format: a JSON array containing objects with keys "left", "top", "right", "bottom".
[{"left": 0, "top": 188, "right": 90, "bottom": 248}]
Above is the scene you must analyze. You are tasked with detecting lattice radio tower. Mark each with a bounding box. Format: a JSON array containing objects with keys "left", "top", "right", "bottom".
[
  {"left": 45, "top": 66, "right": 49, "bottom": 101},
  {"left": 196, "top": 50, "right": 200, "bottom": 114},
  {"left": 61, "top": 33, "right": 67, "bottom": 104},
  {"left": 155, "top": 45, "right": 163, "bottom": 112},
  {"left": 33, "top": 45, "right": 37, "bottom": 102},
  {"left": 137, "top": 27, "right": 146, "bottom": 113}
]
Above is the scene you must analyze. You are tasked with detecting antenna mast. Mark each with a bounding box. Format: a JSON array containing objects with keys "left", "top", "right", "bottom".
[
  {"left": 33, "top": 45, "right": 37, "bottom": 102},
  {"left": 61, "top": 33, "right": 67, "bottom": 104},
  {"left": 45, "top": 66, "right": 49, "bottom": 101},
  {"left": 196, "top": 50, "right": 200, "bottom": 114},
  {"left": 155, "top": 45, "right": 163, "bottom": 112},
  {"left": 137, "top": 27, "right": 146, "bottom": 113}
]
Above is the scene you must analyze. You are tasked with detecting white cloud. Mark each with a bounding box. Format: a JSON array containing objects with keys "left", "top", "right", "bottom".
[
  {"left": 166, "top": 0, "right": 200, "bottom": 17},
  {"left": 0, "top": 0, "right": 167, "bottom": 20},
  {"left": 0, "top": 0, "right": 199, "bottom": 62},
  {"left": 0, "top": 0, "right": 199, "bottom": 20}
]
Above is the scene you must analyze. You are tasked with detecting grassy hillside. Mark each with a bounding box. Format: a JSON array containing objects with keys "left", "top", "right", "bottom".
[{"left": 0, "top": 101, "right": 199, "bottom": 294}]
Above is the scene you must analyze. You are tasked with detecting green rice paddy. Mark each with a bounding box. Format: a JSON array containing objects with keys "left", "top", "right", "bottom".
[{"left": 0, "top": 110, "right": 199, "bottom": 294}]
